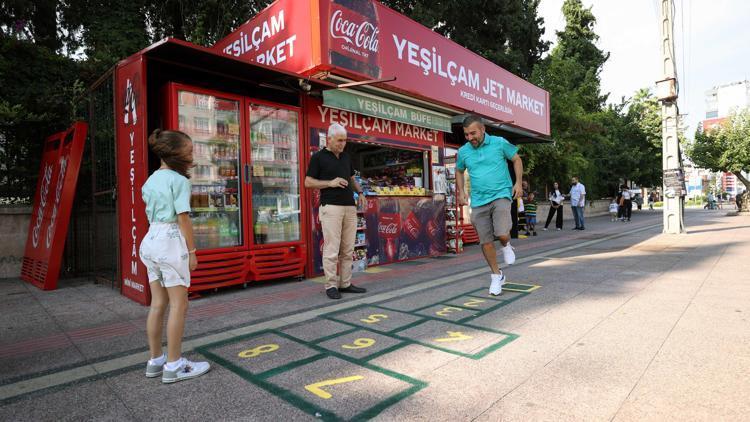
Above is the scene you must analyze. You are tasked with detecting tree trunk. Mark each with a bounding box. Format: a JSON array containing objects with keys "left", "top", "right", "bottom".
[{"left": 733, "top": 171, "right": 750, "bottom": 212}]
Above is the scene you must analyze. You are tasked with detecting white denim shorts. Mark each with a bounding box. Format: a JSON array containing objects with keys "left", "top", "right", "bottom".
[{"left": 139, "top": 222, "right": 191, "bottom": 288}]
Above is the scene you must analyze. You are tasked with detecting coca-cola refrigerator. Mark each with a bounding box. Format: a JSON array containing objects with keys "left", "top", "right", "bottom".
[{"left": 164, "top": 83, "right": 306, "bottom": 291}]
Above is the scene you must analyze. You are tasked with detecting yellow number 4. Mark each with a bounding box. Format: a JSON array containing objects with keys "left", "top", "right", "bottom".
[
  {"left": 360, "top": 314, "right": 388, "bottom": 324},
  {"left": 305, "top": 376, "right": 365, "bottom": 399},
  {"left": 434, "top": 331, "right": 473, "bottom": 343},
  {"left": 436, "top": 306, "right": 463, "bottom": 316}
]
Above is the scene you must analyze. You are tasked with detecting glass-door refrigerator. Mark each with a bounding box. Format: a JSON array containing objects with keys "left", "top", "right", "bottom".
[
  {"left": 246, "top": 102, "right": 306, "bottom": 279},
  {"left": 164, "top": 83, "right": 248, "bottom": 290},
  {"left": 248, "top": 102, "right": 303, "bottom": 241}
]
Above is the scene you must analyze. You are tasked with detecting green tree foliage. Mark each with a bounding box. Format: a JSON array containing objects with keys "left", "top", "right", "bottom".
[
  {"left": 526, "top": 0, "right": 608, "bottom": 195},
  {"left": 525, "top": 0, "right": 662, "bottom": 199},
  {"left": 688, "top": 110, "right": 750, "bottom": 208},
  {"left": 382, "top": 0, "right": 549, "bottom": 78}
]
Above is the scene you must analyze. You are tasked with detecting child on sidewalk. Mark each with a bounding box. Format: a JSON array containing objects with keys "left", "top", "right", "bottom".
[
  {"left": 140, "top": 129, "right": 210, "bottom": 384},
  {"left": 609, "top": 199, "right": 619, "bottom": 221},
  {"left": 524, "top": 192, "right": 538, "bottom": 236}
]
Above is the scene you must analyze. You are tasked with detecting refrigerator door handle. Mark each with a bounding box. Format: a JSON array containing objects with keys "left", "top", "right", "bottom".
[{"left": 244, "top": 163, "right": 251, "bottom": 184}]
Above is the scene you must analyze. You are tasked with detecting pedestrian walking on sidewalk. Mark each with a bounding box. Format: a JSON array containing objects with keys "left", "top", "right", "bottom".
[
  {"left": 543, "top": 181, "right": 564, "bottom": 230},
  {"left": 524, "top": 192, "right": 538, "bottom": 236},
  {"left": 305, "top": 123, "right": 367, "bottom": 300},
  {"left": 139, "top": 129, "right": 210, "bottom": 383},
  {"left": 570, "top": 176, "right": 586, "bottom": 230},
  {"left": 457, "top": 115, "right": 524, "bottom": 296},
  {"left": 619, "top": 185, "right": 632, "bottom": 221}
]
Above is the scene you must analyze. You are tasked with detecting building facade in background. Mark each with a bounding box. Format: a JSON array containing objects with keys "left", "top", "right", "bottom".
[{"left": 692, "top": 80, "right": 750, "bottom": 199}]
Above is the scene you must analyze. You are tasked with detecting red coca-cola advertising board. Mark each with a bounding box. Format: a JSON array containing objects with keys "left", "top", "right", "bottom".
[
  {"left": 319, "top": 0, "right": 550, "bottom": 135},
  {"left": 21, "top": 121, "right": 88, "bottom": 290},
  {"left": 115, "top": 58, "right": 150, "bottom": 305},
  {"left": 213, "top": 0, "right": 550, "bottom": 136},
  {"left": 212, "top": 0, "right": 316, "bottom": 73}
]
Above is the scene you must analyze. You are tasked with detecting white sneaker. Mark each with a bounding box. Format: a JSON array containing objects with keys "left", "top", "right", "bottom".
[
  {"left": 489, "top": 273, "right": 505, "bottom": 296},
  {"left": 542, "top": 227, "right": 548, "bottom": 231},
  {"left": 162, "top": 358, "right": 211, "bottom": 384},
  {"left": 501, "top": 243, "right": 515, "bottom": 265}
]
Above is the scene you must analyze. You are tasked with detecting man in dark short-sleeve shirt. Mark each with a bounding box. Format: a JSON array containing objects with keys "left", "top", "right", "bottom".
[{"left": 305, "top": 123, "right": 367, "bottom": 299}]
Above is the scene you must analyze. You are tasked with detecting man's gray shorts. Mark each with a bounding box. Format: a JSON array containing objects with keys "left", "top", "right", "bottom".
[{"left": 470, "top": 198, "right": 512, "bottom": 245}]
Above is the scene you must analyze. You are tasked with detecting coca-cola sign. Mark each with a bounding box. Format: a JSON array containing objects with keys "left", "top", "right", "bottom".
[
  {"left": 329, "top": 9, "right": 379, "bottom": 54},
  {"left": 378, "top": 221, "right": 399, "bottom": 236}
]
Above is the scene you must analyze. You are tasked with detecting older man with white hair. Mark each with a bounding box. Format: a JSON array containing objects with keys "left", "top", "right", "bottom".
[{"left": 305, "top": 123, "right": 367, "bottom": 299}]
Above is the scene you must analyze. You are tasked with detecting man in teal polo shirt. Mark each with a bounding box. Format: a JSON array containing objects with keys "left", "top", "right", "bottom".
[{"left": 456, "top": 115, "right": 524, "bottom": 296}]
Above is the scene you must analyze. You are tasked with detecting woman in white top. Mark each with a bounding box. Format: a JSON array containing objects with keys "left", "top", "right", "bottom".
[{"left": 543, "top": 181, "right": 565, "bottom": 230}]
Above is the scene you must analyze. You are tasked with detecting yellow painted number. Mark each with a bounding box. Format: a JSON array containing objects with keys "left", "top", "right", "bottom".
[
  {"left": 463, "top": 298, "right": 486, "bottom": 308},
  {"left": 304, "top": 376, "right": 365, "bottom": 399},
  {"left": 435, "top": 306, "right": 464, "bottom": 316},
  {"left": 360, "top": 314, "right": 388, "bottom": 324},
  {"left": 434, "top": 331, "right": 473, "bottom": 343},
  {"left": 342, "top": 338, "right": 376, "bottom": 349},
  {"left": 238, "top": 344, "right": 279, "bottom": 358}
]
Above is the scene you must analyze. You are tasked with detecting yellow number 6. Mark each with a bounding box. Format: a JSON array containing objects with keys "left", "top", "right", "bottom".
[{"left": 342, "top": 338, "right": 376, "bottom": 349}]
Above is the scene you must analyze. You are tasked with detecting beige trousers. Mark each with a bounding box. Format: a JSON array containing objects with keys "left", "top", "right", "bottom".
[{"left": 319, "top": 204, "right": 358, "bottom": 290}]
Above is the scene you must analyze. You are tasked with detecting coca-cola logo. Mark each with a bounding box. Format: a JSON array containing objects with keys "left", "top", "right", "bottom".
[
  {"left": 330, "top": 9, "right": 379, "bottom": 53},
  {"left": 404, "top": 212, "right": 421, "bottom": 240},
  {"left": 378, "top": 222, "right": 398, "bottom": 235},
  {"left": 378, "top": 213, "right": 401, "bottom": 238}
]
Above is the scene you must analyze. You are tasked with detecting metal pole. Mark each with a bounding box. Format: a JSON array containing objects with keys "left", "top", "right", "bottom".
[{"left": 657, "top": 0, "right": 685, "bottom": 234}]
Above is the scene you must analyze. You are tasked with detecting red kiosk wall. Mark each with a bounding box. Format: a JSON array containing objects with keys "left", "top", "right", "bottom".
[
  {"left": 115, "top": 57, "right": 150, "bottom": 305},
  {"left": 21, "top": 122, "right": 88, "bottom": 290}
]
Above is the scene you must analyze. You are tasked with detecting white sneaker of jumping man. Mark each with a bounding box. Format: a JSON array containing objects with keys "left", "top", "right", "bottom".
[
  {"left": 502, "top": 242, "right": 516, "bottom": 265},
  {"left": 489, "top": 272, "right": 506, "bottom": 296}
]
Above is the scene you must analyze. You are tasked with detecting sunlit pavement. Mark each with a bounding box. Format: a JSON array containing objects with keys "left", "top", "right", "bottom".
[{"left": 1, "top": 209, "right": 748, "bottom": 421}]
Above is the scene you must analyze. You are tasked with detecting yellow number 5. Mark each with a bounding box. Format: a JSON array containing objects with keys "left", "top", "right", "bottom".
[{"left": 360, "top": 314, "right": 388, "bottom": 324}]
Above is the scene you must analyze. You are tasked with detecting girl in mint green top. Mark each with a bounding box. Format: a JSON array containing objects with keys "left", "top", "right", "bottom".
[
  {"left": 142, "top": 169, "right": 191, "bottom": 223},
  {"left": 139, "top": 129, "right": 210, "bottom": 383}
]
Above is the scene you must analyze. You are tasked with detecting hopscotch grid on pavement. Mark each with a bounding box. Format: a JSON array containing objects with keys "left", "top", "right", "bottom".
[
  {"left": 193, "top": 283, "right": 539, "bottom": 420},
  {"left": 196, "top": 329, "right": 426, "bottom": 422}
]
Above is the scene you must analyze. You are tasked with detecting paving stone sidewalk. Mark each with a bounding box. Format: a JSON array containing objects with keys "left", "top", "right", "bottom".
[{"left": 1, "top": 209, "right": 748, "bottom": 421}]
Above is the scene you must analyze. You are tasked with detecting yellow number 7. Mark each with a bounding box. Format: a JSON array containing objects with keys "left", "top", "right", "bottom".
[{"left": 305, "top": 376, "right": 365, "bottom": 399}]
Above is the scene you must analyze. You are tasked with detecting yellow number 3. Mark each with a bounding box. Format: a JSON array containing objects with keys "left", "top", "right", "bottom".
[
  {"left": 360, "top": 314, "right": 388, "bottom": 324},
  {"left": 238, "top": 344, "right": 279, "bottom": 358}
]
